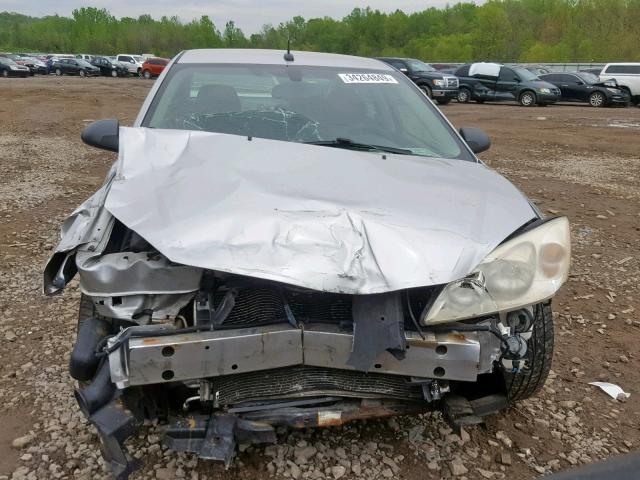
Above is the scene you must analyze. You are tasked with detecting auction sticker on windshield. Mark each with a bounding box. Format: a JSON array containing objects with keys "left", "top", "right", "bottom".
[{"left": 338, "top": 73, "right": 398, "bottom": 84}]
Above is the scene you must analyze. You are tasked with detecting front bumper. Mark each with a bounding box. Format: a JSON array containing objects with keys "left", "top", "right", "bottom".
[
  {"left": 536, "top": 92, "right": 560, "bottom": 104},
  {"left": 108, "top": 323, "right": 496, "bottom": 389},
  {"left": 432, "top": 88, "right": 459, "bottom": 99}
]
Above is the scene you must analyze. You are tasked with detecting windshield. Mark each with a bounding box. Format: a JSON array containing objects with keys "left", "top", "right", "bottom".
[
  {"left": 0, "top": 58, "right": 17, "bottom": 66},
  {"left": 143, "top": 64, "right": 471, "bottom": 160},
  {"left": 406, "top": 59, "right": 436, "bottom": 72},
  {"left": 576, "top": 72, "right": 598, "bottom": 84},
  {"left": 512, "top": 67, "right": 539, "bottom": 81}
]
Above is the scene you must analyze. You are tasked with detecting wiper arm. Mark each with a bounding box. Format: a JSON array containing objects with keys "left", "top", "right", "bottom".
[{"left": 304, "top": 138, "right": 412, "bottom": 155}]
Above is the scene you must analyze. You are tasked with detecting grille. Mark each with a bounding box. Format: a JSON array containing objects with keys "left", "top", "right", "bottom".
[
  {"left": 208, "top": 285, "right": 438, "bottom": 330},
  {"left": 210, "top": 366, "right": 423, "bottom": 405},
  {"left": 446, "top": 77, "right": 459, "bottom": 88},
  {"left": 211, "top": 288, "right": 353, "bottom": 327}
]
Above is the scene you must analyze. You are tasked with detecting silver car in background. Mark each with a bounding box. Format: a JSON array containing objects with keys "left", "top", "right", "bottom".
[{"left": 44, "top": 49, "right": 570, "bottom": 479}]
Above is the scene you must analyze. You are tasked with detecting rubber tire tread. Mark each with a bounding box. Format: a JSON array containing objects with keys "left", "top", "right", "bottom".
[{"left": 503, "top": 302, "right": 554, "bottom": 402}]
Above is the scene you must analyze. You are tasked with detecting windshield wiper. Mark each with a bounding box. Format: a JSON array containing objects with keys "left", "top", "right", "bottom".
[{"left": 304, "top": 138, "right": 412, "bottom": 155}]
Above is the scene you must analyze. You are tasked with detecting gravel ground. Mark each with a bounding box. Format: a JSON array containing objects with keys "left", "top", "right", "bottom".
[{"left": 0, "top": 77, "right": 639, "bottom": 480}]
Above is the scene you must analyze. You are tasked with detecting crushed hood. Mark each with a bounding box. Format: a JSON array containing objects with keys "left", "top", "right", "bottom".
[{"left": 98, "top": 127, "right": 536, "bottom": 294}]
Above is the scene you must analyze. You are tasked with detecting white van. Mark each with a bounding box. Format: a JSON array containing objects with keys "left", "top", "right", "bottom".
[
  {"left": 599, "top": 63, "right": 640, "bottom": 105},
  {"left": 116, "top": 54, "right": 144, "bottom": 75}
]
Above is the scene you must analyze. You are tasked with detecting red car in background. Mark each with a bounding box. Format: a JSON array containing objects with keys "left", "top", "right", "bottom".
[{"left": 141, "top": 57, "right": 169, "bottom": 79}]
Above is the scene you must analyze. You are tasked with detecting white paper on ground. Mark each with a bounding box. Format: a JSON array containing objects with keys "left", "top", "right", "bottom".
[{"left": 588, "top": 381, "right": 631, "bottom": 400}]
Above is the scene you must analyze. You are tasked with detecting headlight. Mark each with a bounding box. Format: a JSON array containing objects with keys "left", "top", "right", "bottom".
[
  {"left": 538, "top": 88, "right": 551, "bottom": 94},
  {"left": 423, "top": 216, "right": 570, "bottom": 324},
  {"left": 10, "top": 66, "right": 18, "bottom": 70},
  {"left": 433, "top": 79, "right": 445, "bottom": 87}
]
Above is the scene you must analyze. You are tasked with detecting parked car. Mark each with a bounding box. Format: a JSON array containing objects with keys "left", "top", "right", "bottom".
[
  {"left": 0, "top": 57, "right": 30, "bottom": 77},
  {"left": 0, "top": 53, "right": 35, "bottom": 75},
  {"left": 17, "top": 56, "right": 47, "bottom": 74},
  {"left": 76, "top": 54, "right": 95, "bottom": 62},
  {"left": 52, "top": 58, "right": 101, "bottom": 77},
  {"left": 455, "top": 62, "right": 560, "bottom": 106},
  {"left": 579, "top": 68, "right": 603, "bottom": 76},
  {"left": 45, "top": 49, "right": 570, "bottom": 480},
  {"left": 598, "top": 63, "right": 640, "bottom": 105},
  {"left": 518, "top": 64, "right": 551, "bottom": 76},
  {"left": 116, "top": 54, "right": 144, "bottom": 75},
  {"left": 539, "top": 71, "right": 630, "bottom": 107},
  {"left": 140, "top": 57, "right": 169, "bottom": 79},
  {"left": 91, "top": 56, "right": 129, "bottom": 77},
  {"left": 376, "top": 57, "right": 459, "bottom": 104}
]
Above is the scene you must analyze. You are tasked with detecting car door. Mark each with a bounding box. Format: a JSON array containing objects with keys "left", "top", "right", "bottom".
[
  {"left": 69, "top": 59, "right": 80, "bottom": 74},
  {"left": 60, "top": 59, "right": 71, "bottom": 74},
  {"left": 559, "top": 74, "right": 589, "bottom": 102},
  {"left": 496, "top": 67, "right": 520, "bottom": 101}
]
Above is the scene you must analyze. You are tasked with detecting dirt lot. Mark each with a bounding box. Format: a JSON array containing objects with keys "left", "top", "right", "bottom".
[{"left": 0, "top": 76, "right": 638, "bottom": 480}]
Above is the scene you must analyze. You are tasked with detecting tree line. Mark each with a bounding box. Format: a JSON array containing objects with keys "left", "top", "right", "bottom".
[{"left": 1, "top": 0, "right": 639, "bottom": 62}]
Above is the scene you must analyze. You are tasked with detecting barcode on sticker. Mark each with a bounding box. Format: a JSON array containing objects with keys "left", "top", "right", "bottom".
[{"left": 338, "top": 73, "right": 398, "bottom": 84}]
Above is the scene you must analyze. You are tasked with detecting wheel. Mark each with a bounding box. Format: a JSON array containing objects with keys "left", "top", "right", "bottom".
[
  {"left": 519, "top": 90, "right": 536, "bottom": 107},
  {"left": 437, "top": 98, "right": 451, "bottom": 105},
  {"left": 457, "top": 88, "right": 471, "bottom": 103},
  {"left": 1, "top": 69, "right": 7, "bottom": 78},
  {"left": 143, "top": 70, "right": 151, "bottom": 79},
  {"left": 79, "top": 69, "right": 86, "bottom": 77},
  {"left": 503, "top": 303, "right": 554, "bottom": 402},
  {"left": 420, "top": 86, "right": 432, "bottom": 98},
  {"left": 589, "top": 91, "right": 605, "bottom": 108},
  {"left": 137, "top": 67, "right": 142, "bottom": 77},
  {"left": 111, "top": 69, "right": 118, "bottom": 77},
  {"left": 55, "top": 68, "right": 62, "bottom": 76}
]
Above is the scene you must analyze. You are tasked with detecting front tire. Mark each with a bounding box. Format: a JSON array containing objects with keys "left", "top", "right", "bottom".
[
  {"left": 519, "top": 90, "right": 536, "bottom": 107},
  {"left": 589, "top": 91, "right": 605, "bottom": 107},
  {"left": 143, "top": 70, "right": 152, "bottom": 79},
  {"left": 55, "top": 68, "right": 62, "bottom": 76},
  {"left": 420, "top": 85, "right": 432, "bottom": 98},
  {"left": 457, "top": 87, "right": 471, "bottom": 103},
  {"left": 1, "top": 70, "right": 8, "bottom": 78},
  {"left": 111, "top": 69, "right": 118, "bottom": 78},
  {"left": 503, "top": 303, "right": 554, "bottom": 402}
]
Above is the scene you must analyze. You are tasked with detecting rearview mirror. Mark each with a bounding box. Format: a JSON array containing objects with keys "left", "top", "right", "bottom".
[
  {"left": 81, "top": 119, "right": 119, "bottom": 152},
  {"left": 459, "top": 127, "right": 491, "bottom": 154}
]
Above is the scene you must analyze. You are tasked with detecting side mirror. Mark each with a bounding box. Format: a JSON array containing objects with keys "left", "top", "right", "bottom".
[
  {"left": 575, "top": 80, "right": 584, "bottom": 85},
  {"left": 81, "top": 119, "right": 119, "bottom": 152},
  {"left": 399, "top": 68, "right": 409, "bottom": 73},
  {"left": 514, "top": 77, "right": 521, "bottom": 82},
  {"left": 459, "top": 127, "right": 491, "bottom": 154}
]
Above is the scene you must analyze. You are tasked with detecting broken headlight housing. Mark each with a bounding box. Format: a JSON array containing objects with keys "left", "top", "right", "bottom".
[{"left": 423, "top": 217, "right": 570, "bottom": 325}]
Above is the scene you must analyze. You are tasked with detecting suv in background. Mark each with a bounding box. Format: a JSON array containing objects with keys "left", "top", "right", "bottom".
[
  {"left": 598, "top": 63, "right": 640, "bottom": 105},
  {"left": 116, "top": 54, "right": 144, "bottom": 75},
  {"left": 140, "top": 57, "right": 169, "bottom": 79},
  {"left": 455, "top": 63, "right": 560, "bottom": 106},
  {"left": 376, "top": 57, "right": 459, "bottom": 105}
]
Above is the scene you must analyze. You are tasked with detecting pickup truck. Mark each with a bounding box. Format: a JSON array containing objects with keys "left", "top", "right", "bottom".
[
  {"left": 598, "top": 63, "right": 640, "bottom": 105},
  {"left": 455, "top": 63, "right": 560, "bottom": 107},
  {"left": 376, "top": 57, "right": 459, "bottom": 105}
]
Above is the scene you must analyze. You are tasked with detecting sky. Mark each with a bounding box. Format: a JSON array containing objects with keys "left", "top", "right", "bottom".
[{"left": 0, "top": 0, "right": 465, "bottom": 33}]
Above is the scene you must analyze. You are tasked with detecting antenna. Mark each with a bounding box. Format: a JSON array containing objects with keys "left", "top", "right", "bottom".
[{"left": 284, "top": 38, "right": 294, "bottom": 62}]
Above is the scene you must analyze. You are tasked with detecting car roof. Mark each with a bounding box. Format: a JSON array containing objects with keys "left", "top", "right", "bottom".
[
  {"left": 178, "top": 49, "right": 393, "bottom": 70},
  {"left": 604, "top": 62, "right": 640, "bottom": 66}
]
